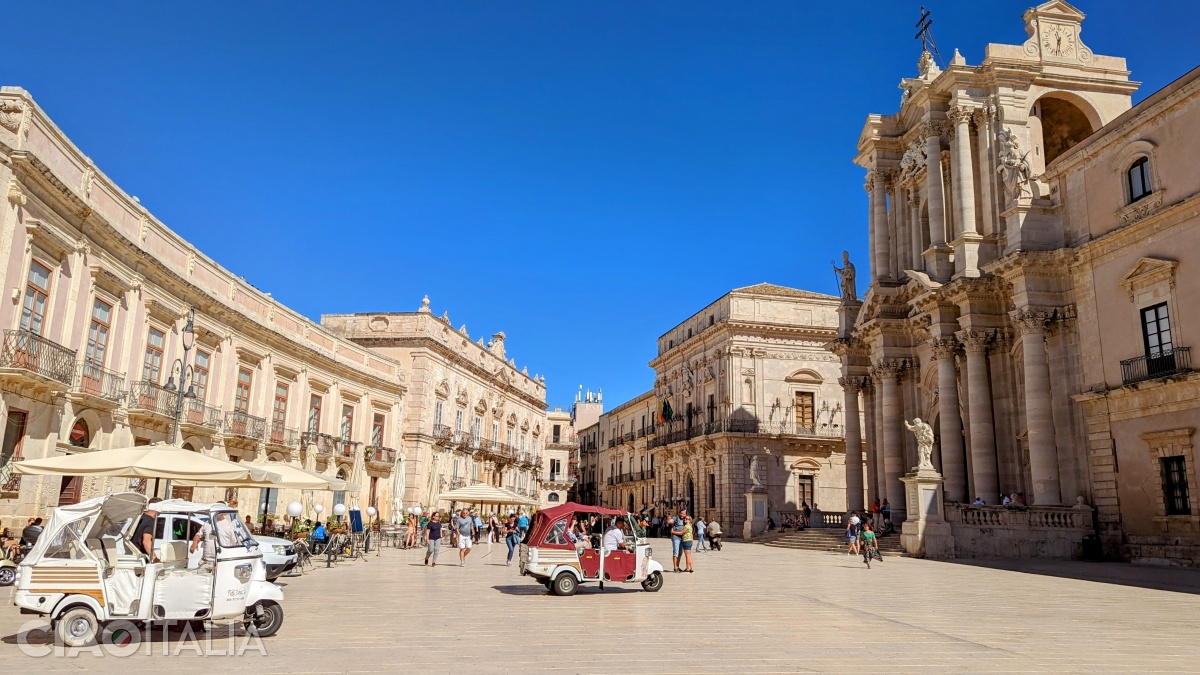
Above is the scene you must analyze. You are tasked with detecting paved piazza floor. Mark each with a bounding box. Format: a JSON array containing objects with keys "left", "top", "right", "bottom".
[{"left": 4, "top": 540, "right": 1200, "bottom": 673}]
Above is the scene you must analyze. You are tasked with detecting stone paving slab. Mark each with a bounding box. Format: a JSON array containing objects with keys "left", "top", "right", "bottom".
[{"left": 3, "top": 541, "right": 1199, "bottom": 673}]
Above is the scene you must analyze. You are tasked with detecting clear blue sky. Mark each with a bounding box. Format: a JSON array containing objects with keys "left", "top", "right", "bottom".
[{"left": 9, "top": 1, "right": 1197, "bottom": 409}]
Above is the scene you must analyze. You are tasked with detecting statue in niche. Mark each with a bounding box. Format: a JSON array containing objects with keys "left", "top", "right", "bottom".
[
  {"left": 997, "top": 128, "right": 1035, "bottom": 201},
  {"left": 831, "top": 250, "right": 857, "bottom": 304},
  {"left": 905, "top": 417, "right": 936, "bottom": 471}
]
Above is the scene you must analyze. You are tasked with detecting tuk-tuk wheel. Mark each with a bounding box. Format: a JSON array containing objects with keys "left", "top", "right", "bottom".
[
  {"left": 55, "top": 607, "right": 99, "bottom": 648},
  {"left": 0, "top": 566, "right": 15, "bottom": 586},
  {"left": 552, "top": 572, "right": 578, "bottom": 597},
  {"left": 641, "top": 571, "right": 664, "bottom": 592},
  {"left": 243, "top": 600, "right": 284, "bottom": 638}
]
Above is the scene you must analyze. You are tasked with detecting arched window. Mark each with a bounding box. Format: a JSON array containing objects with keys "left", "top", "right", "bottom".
[
  {"left": 1127, "top": 157, "right": 1152, "bottom": 203},
  {"left": 547, "top": 492, "right": 560, "bottom": 503},
  {"left": 334, "top": 468, "right": 348, "bottom": 508},
  {"left": 69, "top": 419, "right": 90, "bottom": 448},
  {"left": 182, "top": 442, "right": 196, "bottom": 452}
]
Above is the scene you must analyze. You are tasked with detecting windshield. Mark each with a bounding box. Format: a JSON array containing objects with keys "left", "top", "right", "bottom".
[
  {"left": 42, "top": 519, "right": 89, "bottom": 560},
  {"left": 189, "top": 511, "right": 258, "bottom": 549}
]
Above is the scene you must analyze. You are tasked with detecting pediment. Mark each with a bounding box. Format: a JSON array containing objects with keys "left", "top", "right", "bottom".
[
  {"left": 1120, "top": 257, "right": 1177, "bottom": 300},
  {"left": 1027, "top": 0, "right": 1085, "bottom": 22},
  {"left": 785, "top": 369, "right": 824, "bottom": 385}
]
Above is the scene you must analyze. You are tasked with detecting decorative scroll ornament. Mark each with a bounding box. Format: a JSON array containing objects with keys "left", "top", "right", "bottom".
[{"left": 0, "top": 101, "right": 22, "bottom": 132}]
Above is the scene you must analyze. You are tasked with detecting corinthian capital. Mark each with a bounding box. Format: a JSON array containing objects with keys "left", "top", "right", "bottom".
[
  {"left": 872, "top": 359, "right": 904, "bottom": 379},
  {"left": 838, "top": 376, "right": 863, "bottom": 394},
  {"left": 1011, "top": 307, "right": 1052, "bottom": 335},
  {"left": 920, "top": 120, "right": 944, "bottom": 139},
  {"left": 930, "top": 337, "right": 961, "bottom": 360},
  {"left": 947, "top": 105, "right": 974, "bottom": 126},
  {"left": 956, "top": 329, "right": 993, "bottom": 353},
  {"left": 863, "top": 170, "right": 876, "bottom": 193}
]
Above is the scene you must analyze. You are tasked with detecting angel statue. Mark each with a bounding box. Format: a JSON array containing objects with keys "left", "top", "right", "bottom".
[
  {"left": 904, "top": 417, "right": 936, "bottom": 471},
  {"left": 997, "top": 128, "right": 1034, "bottom": 201},
  {"left": 831, "top": 250, "right": 857, "bottom": 304}
]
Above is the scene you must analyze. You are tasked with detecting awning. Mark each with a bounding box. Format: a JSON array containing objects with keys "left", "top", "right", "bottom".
[
  {"left": 438, "top": 483, "right": 538, "bottom": 506},
  {"left": 12, "top": 442, "right": 283, "bottom": 484}
]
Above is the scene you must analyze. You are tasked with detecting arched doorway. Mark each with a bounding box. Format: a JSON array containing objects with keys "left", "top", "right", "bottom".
[
  {"left": 687, "top": 477, "right": 695, "bottom": 517},
  {"left": 627, "top": 492, "right": 634, "bottom": 513}
]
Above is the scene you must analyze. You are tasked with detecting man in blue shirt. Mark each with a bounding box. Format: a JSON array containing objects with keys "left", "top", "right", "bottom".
[
  {"left": 517, "top": 513, "right": 529, "bottom": 542},
  {"left": 311, "top": 521, "right": 327, "bottom": 553}
]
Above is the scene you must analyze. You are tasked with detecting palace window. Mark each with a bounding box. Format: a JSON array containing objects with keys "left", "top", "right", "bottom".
[
  {"left": 455, "top": 409, "right": 464, "bottom": 438},
  {"left": 373, "top": 413, "right": 386, "bottom": 446},
  {"left": 492, "top": 420, "right": 500, "bottom": 443},
  {"left": 434, "top": 400, "right": 444, "bottom": 428},
  {"left": 85, "top": 299, "right": 112, "bottom": 367},
  {"left": 193, "top": 350, "right": 210, "bottom": 402},
  {"left": 473, "top": 415, "right": 482, "bottom": 442},
  {"left": 20, "top": 260, "right": 52, "bottom": 335},
  {"left": 272, "top": 383, "right": 289, "bottom": 429},
  {"left": 1127, "top": 157, "right": 1152, "bottom": 203},
  {"left": 1161, "top": 456, "right": 1191, "bottom": 515},
  {"left": 1142, "top": 303, "right": 1172, "bottom": 357},
  {"left": 234, "top": 368, "right": 253, "bottom": 413},
  {"left": 142, "top": 328, "right": 165, "bottom": 383},
  {"left": 308, "top": 394, "right": 322, "bottom": 433},
  {"left": 795, "top": 392, "right": 815, "bottom": 430},
  {"left": 341, "top": 404, "right": 355, "bottom": 441}
]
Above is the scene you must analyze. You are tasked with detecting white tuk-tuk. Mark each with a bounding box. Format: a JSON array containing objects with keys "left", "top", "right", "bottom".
[{"left": 13, "top": 492, "right": 284, "bottom": 647}]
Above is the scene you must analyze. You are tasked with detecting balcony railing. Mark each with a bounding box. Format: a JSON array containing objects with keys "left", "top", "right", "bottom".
[
  {"left": 267, "top": 422, "right": 301, "bottom": 447},
  {"left": 128, "top": 380, "right": 178, "bottom": 417},
  {"left": 366, "top": 444, "right": 397, "bottom": 466},
  {"left": 1120, "top": 347, "right": 1191, "bottom": 385},
  {"left": 433, "top": 424, "right": 453, "bottom": 445},
  {"left": 183, "top": 399, "right": 223, "bottom": 431},
  {"left": 224, "top": 410, "right": 266, "bottom": 440},
  {"left": 449, "top": 477, "right": 466, "bottom": 490},
  {"left": 648, "top": 418, "right": 844, "bottom": 448},
  {"left": 337, "top": 439, "right": 360, "bottom": 460},
  {"left": 301, "top": 432, "right": 341, "bottom": 457},
  {"left": 0, "top": 329, "right": 77, "bottom": 386},
  {"left": 73, "top": 359, "right": 126, "bottom": 402},
  {"left": 945, "top": 504, "right": 1091, "bottom": 530}
]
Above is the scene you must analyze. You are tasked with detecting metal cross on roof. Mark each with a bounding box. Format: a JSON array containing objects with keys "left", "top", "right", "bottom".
[{"left": 915, "top": 6, "right": 943, "bottom": 67}]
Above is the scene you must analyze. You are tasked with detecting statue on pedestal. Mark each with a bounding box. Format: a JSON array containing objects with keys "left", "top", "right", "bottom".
[
  {"left": 749, "top": 454, "right": 762, "bottom": 488},
  {"left": 904, "top": 417, "right": 935, "bottom": 471},
  {"left": 997, "top": 128, "right": 1034, "bottom": 201},
  {"left": 831, "top": 251, "right": 857, "bottom": 304}
]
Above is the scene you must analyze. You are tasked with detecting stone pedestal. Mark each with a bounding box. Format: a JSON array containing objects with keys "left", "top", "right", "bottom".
[
  {"left": 742, "top": 490, "right": 768, "bottom": 540},
  {"left": 900, "top": 468, "right": 955, "bottom": 558}
]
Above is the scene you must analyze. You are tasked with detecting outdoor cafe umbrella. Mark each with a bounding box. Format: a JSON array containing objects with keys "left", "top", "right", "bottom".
[
  {"left": 11, "top": 442, "right": 283, "bottom": 496},
  {"left": 438, "top": 483, "right": 538, "bottom": 507},
  {"left": 175, "top": 461, "right": 357, "bottom": 524}
]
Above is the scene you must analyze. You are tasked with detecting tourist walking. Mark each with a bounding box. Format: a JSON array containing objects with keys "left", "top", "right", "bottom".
[
  {"left": 455, "top": 509, "right": 475, "bottom": 566},
  {"left": 517, "top": 511, "right": 530, "bottom": 543},
  {"left": 860, "top": 522, "right": 882, "bottom": 568},
  {"left": 681, "top": 516, "right": 695, "bottom": 573},
  {"left": 845, "top": 512, "right": 861, "bottom": 556},
  {"left": 871, "top": 498, "right": 881, "bottom": 529},
  {"left": 668, "top": 516, "right": 683, "bottom": 572},
  {"left": 405, "top": 514, "right": 417, "bottom": 549},
  {"left": 694, "top": 517, "right": 709, "bottom": 552},
  {"left": 488, "top": 513, "right": 501, "bottom": 554},
  {"left": 472, "top": 511, "right": 483, "bottom": 544},
  {"left": 504, "top": 514, "right": 520, "bottom": 566},
  {"left": 424, "top": 512, "right": 444, "bottom": 567},
  {"left": 881, "top": 499, "right": 891, "bottom": 531},
  {"left": 802, "top": 501, "right": 812, "bottom": 528}
]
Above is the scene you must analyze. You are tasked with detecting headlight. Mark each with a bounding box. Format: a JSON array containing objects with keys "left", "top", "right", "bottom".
[
  {"left": 234, "top": 563, "right": 252, "bottom": 583},
  {"left": 272, "top": 545, "right": 287, "bottom": 555}
]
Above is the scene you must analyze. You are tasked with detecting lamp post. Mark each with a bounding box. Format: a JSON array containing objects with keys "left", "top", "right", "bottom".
[
  {"left": 162, "top": 306, "right": 197, "bottom": 498},
  {"left": 366, "top": 505, "right": 378, "bottom": 555}
]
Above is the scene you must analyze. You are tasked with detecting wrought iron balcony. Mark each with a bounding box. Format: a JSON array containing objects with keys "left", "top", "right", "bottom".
[
  {"left": 1120, "top": 347, "right": 1191, "bottom": 385},
  {"left": 301, "top": 431, "right": 340, "bottom": 458},
  {"left": 449, "top": 477, "right": 466, "bottom": 490},
  {"left": 267, "top": 422, "right": 301, "bottom": 447},
  {"left": 648, "top": 418, "right": 844, "bottom": 448},
  {"left": 366, "top": 444, "right": 397, "bottom": 470},
  {"left": 224, "top": 410, "right": 266, "bottom": 440},
  {"left": 0, "top": 329, "right": 77, "bottom": 387},
  {"left": 72, "top": 359, "right": 126, "bottom": 402},
  {"left": 182, "top": 399, "right": 223, "bottom": 432},
  {"left": 433, "top": 424, "right": 453, "bottom": 445},
  {"left": 128, "top": 380, "right": 178, "bottom": 418},
  {"left": 337, "top": 438, "right": 360, "bottom": 460}
]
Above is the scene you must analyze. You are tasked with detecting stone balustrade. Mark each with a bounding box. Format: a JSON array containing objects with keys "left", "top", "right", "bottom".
[{"left": 944, "top": 502, "right": 1093, "bottom": 559}]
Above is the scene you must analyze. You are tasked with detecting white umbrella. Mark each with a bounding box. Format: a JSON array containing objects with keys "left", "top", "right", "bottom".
[
  {"left": 438, "top": 483, "right": 538, "bottom": 507},
  {"left": 13, "top": 442, "right": 283, "bottom": 484}
]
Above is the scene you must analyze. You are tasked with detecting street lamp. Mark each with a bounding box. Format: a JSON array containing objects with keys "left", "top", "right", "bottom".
[{"left": 161, "top": 307, "right": 197, "bottom": 499}]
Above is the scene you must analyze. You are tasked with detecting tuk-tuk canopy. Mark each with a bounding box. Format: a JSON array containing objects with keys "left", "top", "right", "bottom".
[
  {"left": 528, "top": 502, "right": 627, "bottom": 549},
  {"left": 22, "top": 492, "right": 147, "bottom": 566}
]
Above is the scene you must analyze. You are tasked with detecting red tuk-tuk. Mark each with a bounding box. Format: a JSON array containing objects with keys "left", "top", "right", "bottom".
[{"left": 518, "top": 502, "right": 665, "bottom": 596}]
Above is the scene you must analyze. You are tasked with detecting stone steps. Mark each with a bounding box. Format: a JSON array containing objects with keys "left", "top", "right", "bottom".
[{"left": 757, "top": 529, "right": 907, "bottom": 554}]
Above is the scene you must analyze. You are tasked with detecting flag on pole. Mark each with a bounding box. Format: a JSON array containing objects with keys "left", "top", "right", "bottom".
[{"left": 659, "top": 400, "right": 673, "bottom": 424}]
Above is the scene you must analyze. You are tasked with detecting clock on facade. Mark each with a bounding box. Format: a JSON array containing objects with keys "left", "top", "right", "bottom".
[{"left": 1041, "top": 23, "right": 1076, "bottom": 58}]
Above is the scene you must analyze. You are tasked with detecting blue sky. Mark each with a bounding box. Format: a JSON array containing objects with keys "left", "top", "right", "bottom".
[{"left": 8, "top": 1, "right": 1198, "bottom": 409}]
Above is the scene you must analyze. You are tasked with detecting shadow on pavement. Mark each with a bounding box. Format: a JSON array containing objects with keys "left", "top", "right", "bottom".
[
  {"left": 492, "top": 584, "right": 641, "bottom": 596},
  {"left": 931, "top": 557, "right": 1200, "bottom": 595}
]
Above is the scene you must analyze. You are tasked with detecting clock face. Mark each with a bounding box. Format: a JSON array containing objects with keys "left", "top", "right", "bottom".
[{"left": 1041, "top": 23, "right": 1076, "bottom": 58}]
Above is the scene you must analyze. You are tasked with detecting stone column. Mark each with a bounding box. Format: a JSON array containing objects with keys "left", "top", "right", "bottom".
[
  {"left": 870, "top": 170, "right": 891, "bottom": 281},
  {"left": 891, "top": 180, "right": 908, "bottom": 277},
  {"left": 862, "top": 380, "right": 878, "bottom": 505},
  {"left": 871, "top": 374, "right": 886, "bottom": 504},
  {"left": 877, "top": 361, "right": 906, "bottom": 523},
  {"left": 922, "top": 121, "right": 951, "bottom": 280},
  {"left": 958, "top": 330, "right": 999, "bottom": 504},
  {"left": 840, "top": 377, "right": 865, "bottom": 511},
  {"left": 865, "top": 173, "right": 879, "bottom": 282},
  {"left": 1013, "top": 308, "right": 1062, "bottom": 505},
  {"left": 949, "top": 105, "right": 981, "bottom": 278},
  {"left": 908, "top": 191, "right": 923, "bottom": 270},
  {"left": 931, "top": 338, "right": 967, "bottom": 502},
  {"left": 972, "top": 107, "right": 996, "bottom": 241}
]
